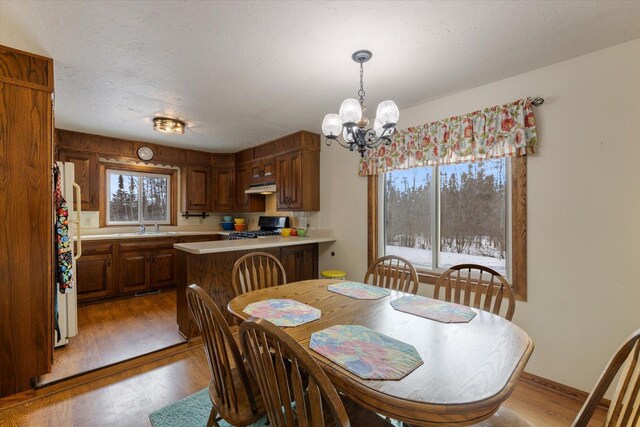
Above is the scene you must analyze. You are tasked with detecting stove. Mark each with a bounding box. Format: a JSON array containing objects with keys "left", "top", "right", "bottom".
[{"left": 227, "top": 216, "right": 290, "bottom": 240}]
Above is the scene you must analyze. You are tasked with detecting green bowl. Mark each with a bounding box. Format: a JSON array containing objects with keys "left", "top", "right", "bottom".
[{"left": 297, "top": 228, "right": 307, "bottom": 237}]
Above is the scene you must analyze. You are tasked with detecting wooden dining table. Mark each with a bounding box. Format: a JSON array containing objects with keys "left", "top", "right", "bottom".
[{"left": 227, "top": 279, "right": 534, "bottom": 426}]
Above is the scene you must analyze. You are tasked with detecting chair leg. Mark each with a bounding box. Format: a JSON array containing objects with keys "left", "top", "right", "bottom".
[{"left": 207, "top": 410, "right": 221, "bottom": 427}]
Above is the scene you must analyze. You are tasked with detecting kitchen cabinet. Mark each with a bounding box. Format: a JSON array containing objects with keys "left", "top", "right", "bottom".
[
  {"left": 183, "top": 166, "right": 212, "bottom": 212},
  {"left": 275, "top": 149, "right": 320, "bottom": 211},
  {"left": 212, "top": 166, "right": 235, "bottom": 212},
  {"left": 280, "top": 244, "right": 318, "bottom": 282},
  {"left": 75, "top": 241, "right": 115, "bottom": 302},
  {"left": 235, "top": 163, "right": 266, "bottom": 212},
  {"left": 74, "top": 235, "right": 221, "bottom": 303},
  {"left": 250, "top": 158, "right": 275, "bottom": 184},
  {"left": 0, "top": 45, "right": 54, "bottom": 397},
  {"left": 58, "top": 150, "right": 99, "bottom": 211}
]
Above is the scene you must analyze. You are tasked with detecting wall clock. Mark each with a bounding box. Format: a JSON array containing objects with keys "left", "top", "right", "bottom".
[{"left": 137, "top": 146, "right": 154, "bottom": 161}]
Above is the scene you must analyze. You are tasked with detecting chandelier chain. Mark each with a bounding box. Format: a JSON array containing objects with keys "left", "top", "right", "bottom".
[{"left": 358, "top": 62, "right": 366, "bottom": 104}]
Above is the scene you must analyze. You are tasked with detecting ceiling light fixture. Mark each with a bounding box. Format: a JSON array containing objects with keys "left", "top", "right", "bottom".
[
  {"left": 322, "top": 50, "right": 399, "bottom": 158},
  {"left": 153, "top": 117, "right": 186, "bottom": 134}
]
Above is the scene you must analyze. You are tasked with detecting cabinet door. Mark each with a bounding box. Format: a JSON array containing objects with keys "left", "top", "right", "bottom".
[
  {"left": 235, "top": 163, "right": 251, "bottom": 211},
  {"left": 59, "top": 151, "right": 99, "bottom": 211},
  {"left": 279, "top": 246, "right": 300, "bottom": 283},
  {"left": 276, "top": 151, "right": 303, "bottom": 210},
  {"left": 297, "top": 244, "right": 318, "bottom": 281},
  {"left": 213, "top": 167, "right": 235, "bottom": 212},
  {"left": 185, "top": 166, "right": 212, "bottom": 211},
  {"left": 76, "top": 254, "right": 114, "bottom": 302},
  {"left": 251, "top": 158, "right": 275, "bottom": 184},
  {"left": 150, "top": 249, "right": 176, "bottom": 288},
  {"left": 280, "top": 244, "right": 318, "bottom": 283},
  {"left": 118, "top": 251, "right": 149, "bottom": 294}
]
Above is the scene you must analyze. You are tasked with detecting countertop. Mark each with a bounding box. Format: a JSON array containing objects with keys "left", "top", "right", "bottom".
[
  {"left": 80, "top": 231, "right": 225, "bottom": 241},
  {"left": 174, "top": 233, "right": 336, "bottom": 255}
]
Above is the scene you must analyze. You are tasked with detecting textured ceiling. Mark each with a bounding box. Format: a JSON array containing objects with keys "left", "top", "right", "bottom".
[{"left": 2, "top": 1, "right": 640, "bottom": 152}]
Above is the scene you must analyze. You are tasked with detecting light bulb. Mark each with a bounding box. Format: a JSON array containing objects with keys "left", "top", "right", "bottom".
[
  {"left": 343, "top": 127, "right": 354, "bottom": 143},
  {"left": 374, "top": 117, "right": 383, "bottom": 135},
  {"left": 376, "top": 100, "right": 399, "bottom": 125},
  {"left": 322, "top": 113, "right": 342, "bottom": 137},
  {"left": 339, "top": 98, "right": 362, "bottom": 124}
]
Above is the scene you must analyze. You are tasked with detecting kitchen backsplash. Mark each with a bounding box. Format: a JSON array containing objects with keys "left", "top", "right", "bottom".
[{"left": 81, "top": 194, "right": 320, "bottom": 234}]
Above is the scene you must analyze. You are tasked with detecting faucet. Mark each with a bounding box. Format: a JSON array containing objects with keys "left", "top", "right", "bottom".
[
  {"left": 154, "top": 224, "right": 160, "bottom": 233},
  {"left": 139, "top": 224, "right": 146, "bottom": 234}
]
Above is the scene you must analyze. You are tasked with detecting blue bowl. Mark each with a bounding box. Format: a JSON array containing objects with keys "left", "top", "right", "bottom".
[{"left": 221, "top": 222, "right": 235, "bottom": 231}]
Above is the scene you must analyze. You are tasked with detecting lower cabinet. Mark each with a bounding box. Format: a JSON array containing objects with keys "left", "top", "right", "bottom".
[
  {"left": 279, "top": 244, "right": 319, "bottom": 283},
  {"left": 76, "top": 235, "right": 219, "bottom": 303}
]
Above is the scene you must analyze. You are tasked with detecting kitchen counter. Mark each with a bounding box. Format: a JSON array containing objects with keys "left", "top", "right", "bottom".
[
  {"left": 174, "top": 233, "right": 336, "bottom": 254},
  {"left": 80, "top": 231, "right": 225, "bottom": 241}
]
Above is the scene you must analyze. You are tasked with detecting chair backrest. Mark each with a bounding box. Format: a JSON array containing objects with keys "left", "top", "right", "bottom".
[
  {"left": 434, "top": 264, "right": 516, "bottom": 321},
  {"left": 363, "top": 255, "right": 419, "bottom": 294},
  {"left": 186, "top": 284, "right": 258, "bottom": 416},
  {"left": 573, "top": 328, "right": 640, "bottom": 427},
  {"left": 240, "top": 317, "right": 351, "bottom": 427},
  {"left": 232, "top": 251, "right": 287, "bottom": 297}
]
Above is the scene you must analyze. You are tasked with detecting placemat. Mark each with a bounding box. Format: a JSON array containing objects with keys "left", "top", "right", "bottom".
[
  {"left": 327, "top": 281, "right": 391, "bottom": 299},
  {"left": 390, "top": 295, "right": 476, "bottom": 323},
  {"left": 309, "top": 325, "right": 423, "bottom": 380},
  {"left": 243, "top": 299, "right": 321, "bottom": 327}
]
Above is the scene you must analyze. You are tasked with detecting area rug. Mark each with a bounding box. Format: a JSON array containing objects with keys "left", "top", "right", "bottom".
[{"left": 149, "top": 389, "right": 269, "bottom": 427}]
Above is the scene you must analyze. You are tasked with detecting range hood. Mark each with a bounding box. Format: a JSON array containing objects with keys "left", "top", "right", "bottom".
[{"left": 245, "top": 182, "right": 277, "bottom": 195}]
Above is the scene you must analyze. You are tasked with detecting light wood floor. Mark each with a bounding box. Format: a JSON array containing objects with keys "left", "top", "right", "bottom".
[
  {"left": 39, "top": 290, "right": 184, "bottom": 385},
  {"left": 2, "top": 346, "right": 606, "bottom": 427}
]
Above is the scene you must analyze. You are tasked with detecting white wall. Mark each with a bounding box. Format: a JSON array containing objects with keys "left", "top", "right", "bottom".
[{"left": 318, "top": 37, "right": 640, "bottom": 393}]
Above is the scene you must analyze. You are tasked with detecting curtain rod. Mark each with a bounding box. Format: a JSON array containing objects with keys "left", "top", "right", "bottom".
[{"left": 531, "top": 97, "right": 544, "bottom": 106}]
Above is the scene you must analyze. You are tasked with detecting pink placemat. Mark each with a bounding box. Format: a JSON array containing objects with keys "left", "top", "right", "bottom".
[
  {"left": 243, "top": 299, "right": 321, "bottom": 327},
  {"left": 390, "top": 295, "right": 476, "bottom": 323},
  {"left": 310, "top": 325, "right": 423, "bottom": 380},
  {"left": 328, "top": 281, "right": 390, "bottom": 299}
]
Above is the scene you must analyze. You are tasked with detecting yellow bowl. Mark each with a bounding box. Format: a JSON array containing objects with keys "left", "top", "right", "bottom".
[
  {"left": 234, "top": 218, "right": 245, "bottom": 224},
  {"left": 281, "top": 228, "right": 291, "bottom": 237}
]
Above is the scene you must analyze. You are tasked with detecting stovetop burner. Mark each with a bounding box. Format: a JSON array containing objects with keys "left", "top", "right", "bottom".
[{"left": 228, "top": 230, "right": 282, "bottom": 240}]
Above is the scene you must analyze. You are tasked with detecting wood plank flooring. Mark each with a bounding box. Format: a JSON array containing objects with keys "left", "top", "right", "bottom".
[
  {"left": 39, "top": 291, "right": 184, "bottom": 385},
  {"left": 2, "top": 345, "right": 606, "bottom": 427}
]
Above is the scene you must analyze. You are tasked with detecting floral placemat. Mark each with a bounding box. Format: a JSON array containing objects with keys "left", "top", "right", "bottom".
[
  {"left": 243, "top": 299, "right": 321, "bottom": 327},
  {"left": 327, "top": 281, "right": 391, "bottom": 300},
  {"left": 309, "top": 325, "right": 423, "bottom": 380},
  {"left": 390, "top": 295, "right": 476, "bottom": 323}
]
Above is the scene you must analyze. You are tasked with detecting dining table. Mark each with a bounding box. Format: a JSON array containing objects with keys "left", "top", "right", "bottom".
[{"left": 227, "top": 279, "right": 534, "bottom": 426}]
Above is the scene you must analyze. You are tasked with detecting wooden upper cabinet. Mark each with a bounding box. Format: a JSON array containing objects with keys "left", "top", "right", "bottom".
[
  {"left": 276, "top": 148, "right": 320, "bottom": 211},
  {"left": 183, "top": 166, "right": 212, "bottom": 212},
  {"left": 212, "top": 166, "right": 235, "bottom": 212},
  {"left": 58, "top": 150, "right": 99, "bottom": 211},
  {"left": 235, "top": 163, "right": 265, "bottom": 212},
  {"left": 250, "top": 158, "right": 275, "bottom": 184}
]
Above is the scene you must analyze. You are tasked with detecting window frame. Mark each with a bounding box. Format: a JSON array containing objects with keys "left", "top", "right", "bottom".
[
  {"left": 368, "top": 155, "right": 528, "bottom": 300},
  {"left": 100, "top": 163, "right": 178, "bottom": 227}
]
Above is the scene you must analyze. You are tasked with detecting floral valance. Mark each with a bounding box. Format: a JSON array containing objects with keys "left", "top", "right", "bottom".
[{"left": 359, "top": 97, "right": 538, "bottom": 176}]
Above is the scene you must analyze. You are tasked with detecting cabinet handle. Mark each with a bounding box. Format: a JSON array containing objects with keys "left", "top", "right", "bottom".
[
  {"left": 107, "top": 257, "right": 111, "bottom": 267},
  {"left": 91, "top": 195, "right": 95, "bottom": 205},
  {"left": 147, "top": 255, "right": 151, "bottom": 264}
]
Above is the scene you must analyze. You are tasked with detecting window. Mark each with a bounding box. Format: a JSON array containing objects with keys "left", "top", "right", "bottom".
[
  {"left": 372, "top": 156, "right": 527, "bottom": 299},
  {"left": 106, "top": 169, "right": 172, "bottom": 225}
]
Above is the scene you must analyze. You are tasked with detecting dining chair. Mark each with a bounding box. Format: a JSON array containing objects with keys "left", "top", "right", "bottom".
[
  {"left": 240, "top": 317, "right": 393, "bottom": 427},
  {"left": 232, "top": 251, "right": 287, "bottom": 297},
  {"left": 434, "top": 264, "right": 516, "bottom": 321},
  {"left": 186, "top": 284, "right": 264, "bottom": 427},
  {"left": 363, "top": 255, "right": 419, "bottom": 294},
  {"left": 573, "top": 327, "right": 640, "bottom": 427}
]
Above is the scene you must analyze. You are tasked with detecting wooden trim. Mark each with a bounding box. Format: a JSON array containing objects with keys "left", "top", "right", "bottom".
[
  {"left": 0, "top": 44, "right": 54, "bottom": 92},
  {"left": 520, "top": 371, "right": 611, "bottom": 411},
  {"left": 367, "top": 156, "right": 528, "bottom": 301},
  {"left": 367, "top": 175, "right": 379, "bottom": 268},
  {"left": 99, "top": 163, "right": 178, "bottom": 227},
  {"left": 511, "top": 156, "right": 528, "bottom": 300}
]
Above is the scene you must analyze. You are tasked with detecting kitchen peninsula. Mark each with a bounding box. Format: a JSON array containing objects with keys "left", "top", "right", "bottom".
[{"left": 174, "top": 232, "right": 335, "bottom": 338}]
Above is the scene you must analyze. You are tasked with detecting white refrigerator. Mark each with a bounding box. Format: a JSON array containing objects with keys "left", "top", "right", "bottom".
[{"left": 55, "top": 161, "right": 80, "bottom": 347}]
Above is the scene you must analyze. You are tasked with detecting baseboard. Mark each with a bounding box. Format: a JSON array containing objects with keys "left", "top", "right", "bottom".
[{"left": 520, "top": 371, "right": 610, "bottom": 411}]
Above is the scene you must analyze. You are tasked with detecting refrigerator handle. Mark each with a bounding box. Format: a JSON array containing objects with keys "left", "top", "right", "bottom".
[{"left": 72, "top": 183, "right": 82, "bottom": 260}]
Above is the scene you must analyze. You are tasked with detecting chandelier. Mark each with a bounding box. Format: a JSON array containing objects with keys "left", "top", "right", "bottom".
[{"left": 322, "top": 50, "right": 399, "bottom": 158}]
